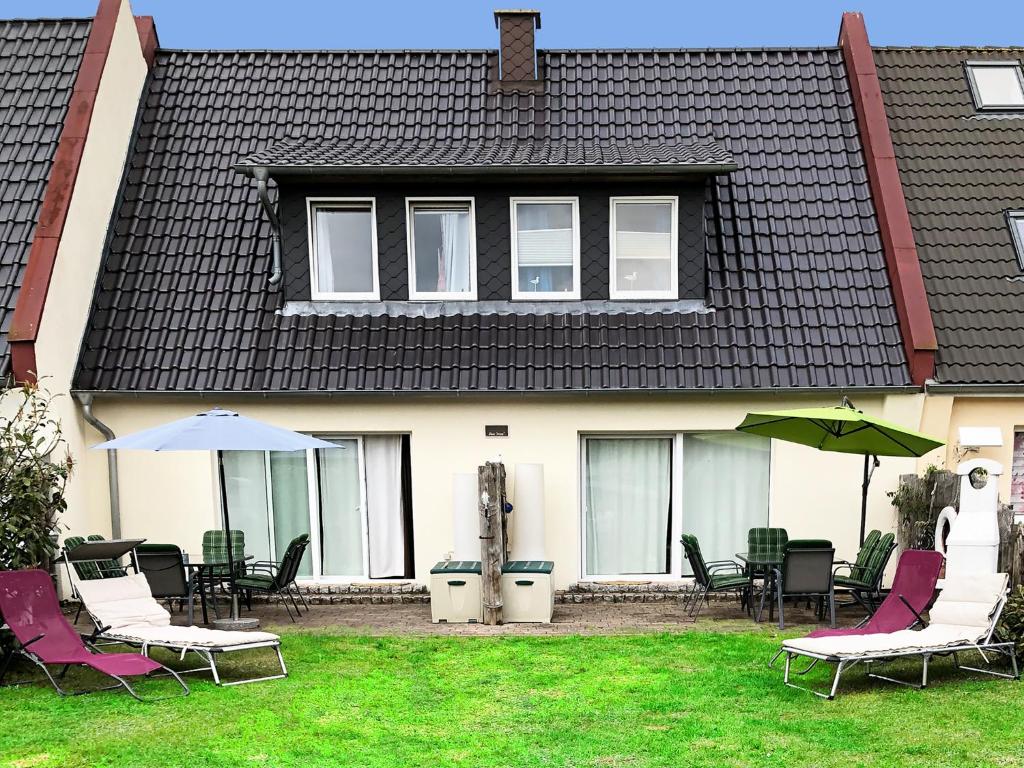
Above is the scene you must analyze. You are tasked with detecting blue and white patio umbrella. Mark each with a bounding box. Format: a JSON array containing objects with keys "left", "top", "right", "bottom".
[{"left": 93, "top": 408, "right": 339, "bottom": 625}]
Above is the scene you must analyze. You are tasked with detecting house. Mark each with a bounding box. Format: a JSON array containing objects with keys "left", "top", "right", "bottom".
[
  {"left": 868, "top": 30, "right": 1024, "bottom": 513},
  {"left": 5, "top": 2, "right": 941, "bottom": 593}
]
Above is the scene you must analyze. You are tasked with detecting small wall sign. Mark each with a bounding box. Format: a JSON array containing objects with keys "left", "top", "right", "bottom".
[{"left": 485, "top": 425, "right": 509, "bottom": 438}]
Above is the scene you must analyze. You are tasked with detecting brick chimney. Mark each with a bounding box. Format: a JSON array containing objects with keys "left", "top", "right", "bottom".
[{"left": 494, "top": 9, "right": 542, "bottom": 88}]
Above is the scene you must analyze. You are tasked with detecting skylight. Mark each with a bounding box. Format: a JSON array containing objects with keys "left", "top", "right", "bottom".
[
  {"left": 966, "top": 61, "right": 1024, "bottom": 111},
  {"left": 1009, "top": 212, "right": 1024, "bottom": 271}
]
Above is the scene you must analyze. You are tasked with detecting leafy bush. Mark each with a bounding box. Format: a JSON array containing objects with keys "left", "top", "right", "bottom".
[
  {"left": 888, "top": 465, "right": 958, "bottom": 551},
  {"left": 998, "top": 585, "right": 1024, "bottom": 654},
  {"left": 0, "top": 383, "right": 72, "bottom": 571}
]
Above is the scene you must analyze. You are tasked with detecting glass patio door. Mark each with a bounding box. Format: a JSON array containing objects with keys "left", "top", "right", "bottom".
[
  {"left": 315, "top": 438, "right": 367, "bottom": 578},
  {"left": 583, "top": 436, "right": 673, "bottom": 577}
]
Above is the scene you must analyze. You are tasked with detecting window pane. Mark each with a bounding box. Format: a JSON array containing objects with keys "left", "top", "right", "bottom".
[
  {"left": 515, "top": 202, "right": 574, "bottom": 272},
  {"left": 222, "top": 451, "right": 271, "bottom": 564},
  {"left": 1012, "top": 431, "right": 1024, "bottom": 514},
  {"left": 412, "top": 206, "right": 473, "bottom": 295},
  {"left": 1012, "top": 216, "right": 1024, "bottom": 268},
  {"left": 317, "top": 439, "right": 363, "bottom": 577},
  {"left": 971, "top": 65, "right": 1024, "bottom": 107},
  {"left": 681, "top": 432, "right": 770, "bottom": 574},
  {"left": 585, "top": 438, "right": 672, "bottom": 575},
  {"left": 614, "top": 201, "right": 673, "bottom": 293},
  {"left": 269, "top": 451, "right": 312, "bottom": 578},
  {"left": 314, "top": 206, "right": 375, "bottom": 294}
]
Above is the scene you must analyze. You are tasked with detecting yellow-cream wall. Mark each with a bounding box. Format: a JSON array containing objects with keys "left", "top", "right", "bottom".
[
  {"left": 918, "top": 394, "right": 1024, "bottom": 504},
  {"left": 33, "top": 0, "right": 148, "bottom": 545},
  {"left": 74, "top": 392, "right": 926, "bottom": 590}
]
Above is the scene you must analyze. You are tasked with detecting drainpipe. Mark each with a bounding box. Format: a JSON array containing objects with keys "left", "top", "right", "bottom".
[
  {"left": 75, "top": 392, "right": 121, "bottom": 539},
  {"left": 253, "top": 166, "right": 282, "bottom": 286}
]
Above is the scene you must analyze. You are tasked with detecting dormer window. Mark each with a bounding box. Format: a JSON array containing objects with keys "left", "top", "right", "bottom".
[
  {"left": 308, "top": 198, "right": 380, "bottom": 300},
  {"left": 1008, "top": 211, "right": 1024, "bottom": 270},
  {"left": 609, "top": 197, "right": 678, "bottom": 299},
  {"left": 510, "top": 198, "right": 581, "bottom": 300},
  {"left": 966, "top": 61, "right": 1024, "bottom": 111},
  {"left": 407, "top": 198, "right": 477, "bottom": 300}
]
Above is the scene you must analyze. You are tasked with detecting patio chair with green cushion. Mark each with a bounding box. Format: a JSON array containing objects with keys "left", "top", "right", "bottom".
[
  {"left": 63, "top": 535, "right": 128, "bottom": 581},
  {"left": 201, "top": 530, "right": 246, "bottom": 578},
  {"left": 833, "top": 531, "right": 896, "bottom": 614},
  {"left": 746, "top": 527, "right": 789, "bottom": 575},
  {"left": 680, "top": 534, "right": 749, "bottom": 621},
  {"left": 236, "top": 534, "right": 311, "bottom": 622}
]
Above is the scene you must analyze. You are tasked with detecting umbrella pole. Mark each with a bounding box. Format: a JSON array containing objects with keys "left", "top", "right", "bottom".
[{"left": 859, "top": 454, "right": 878, "bottom": 547}]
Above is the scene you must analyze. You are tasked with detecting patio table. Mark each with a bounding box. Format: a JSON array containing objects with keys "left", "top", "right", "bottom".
[
  {"left": 185, "top": 555, "right": 254, "bottom": 625},
  {"left": 736, "top": 551, "right": 784, "bottom": 622}
]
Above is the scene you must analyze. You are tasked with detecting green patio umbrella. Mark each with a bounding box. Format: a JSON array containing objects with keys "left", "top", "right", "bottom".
[{"left": 735, "top": 398, "right": 944, "bottom": 545}]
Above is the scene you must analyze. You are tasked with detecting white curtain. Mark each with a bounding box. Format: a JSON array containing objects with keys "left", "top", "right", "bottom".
[
  {"left": 585, "top": 438, "right": 672, "bottom": 575},
  {"left": 317, "top": 439, "right": 364, "bottom": 577},
  {"left": 438, "top": 212, "right": 471, "bottom": 293},
  {"left": 681, "top": 432, "right": 770, "bottom": 572},
  {"left": 269, "top": 451, "right": 312, "bottom": 578},
  {"left": 364, "top": 436, "right": 406, "bottom": 578},
  {"left": 222, "top": 451, "right": 271, "bottom": 563}
]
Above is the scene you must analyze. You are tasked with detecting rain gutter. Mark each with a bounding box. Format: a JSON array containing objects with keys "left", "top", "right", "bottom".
[
  {"left": 253, "top": 167, "right": 282, "bottom": 286},
  {"left": 75, "top": 392, "right": 121, "bottom": 538}
]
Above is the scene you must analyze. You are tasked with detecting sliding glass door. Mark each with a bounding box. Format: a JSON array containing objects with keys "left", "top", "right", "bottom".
[
  {"left": 222, "top": 434, "right": 412, "bottom": 582},
  {"left": 581, "top": 432, "right": 770, "bottom": 579},
  {"left": 584, "top": 437, "right": 673, "bottom": 576}
]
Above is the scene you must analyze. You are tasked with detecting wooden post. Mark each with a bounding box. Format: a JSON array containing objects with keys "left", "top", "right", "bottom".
[{"left": 478, "top": 461, "right": 507, "bottom": 625}]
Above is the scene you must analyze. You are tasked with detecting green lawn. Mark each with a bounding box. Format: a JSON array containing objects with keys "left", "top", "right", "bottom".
[{"left": 0, "top": 631, "right": 1021, "bottom": 768}]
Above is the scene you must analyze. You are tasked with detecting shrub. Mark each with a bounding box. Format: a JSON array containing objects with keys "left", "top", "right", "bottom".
[
  {"left": 998, "top": 585, "right": 1024, "bottom": 655},
  {"left": 0, "top": 382, "right": 72, "bottom": 571}
]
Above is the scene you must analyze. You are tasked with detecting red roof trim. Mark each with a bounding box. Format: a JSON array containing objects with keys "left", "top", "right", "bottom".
[
  {"left": 135, "top": 16, "right": 158, "bottom": 69},
  {"left": 8, "top": 0, "right": 156, "bottom": 384},
  {"left": 839, "top": 12, "right": 937, "bottom": 387}
]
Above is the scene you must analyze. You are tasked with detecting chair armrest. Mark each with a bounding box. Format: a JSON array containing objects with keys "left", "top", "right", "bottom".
[
  {"left": 704, "top": 561, "right": 745, "bottom": 573},
  {"left": 21, "top": 633, "right": 45, "bottom": 650},
  {"left": 84, "top": 624, "right": 112, "bottom": 644}
]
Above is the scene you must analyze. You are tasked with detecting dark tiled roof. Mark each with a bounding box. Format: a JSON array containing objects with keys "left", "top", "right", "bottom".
[
  {"left": 75, "top": 48, "right": 911, "bottom": 393},
  {"left": 234, "top": 136, "right": 737, "bottom": 173},
  {"left": 874, "top": 48, "right": 1024, "bottom": 385},
  {"left": 0, "top": 19, "right": 90, "bottom": 380}
]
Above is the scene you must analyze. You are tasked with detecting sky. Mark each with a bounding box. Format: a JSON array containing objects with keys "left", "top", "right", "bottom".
[{"left": 4, "top": 0, "right": 1024, "bottom": 49}]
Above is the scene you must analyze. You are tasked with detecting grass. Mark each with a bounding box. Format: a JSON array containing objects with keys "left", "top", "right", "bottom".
[{"left": 0, "top": 630, "right": 1022, "bottom": 768}]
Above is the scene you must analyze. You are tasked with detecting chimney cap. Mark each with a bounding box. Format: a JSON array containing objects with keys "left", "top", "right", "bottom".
[{"left": 493, "top": 9, "right": 541, "bottom": 29}]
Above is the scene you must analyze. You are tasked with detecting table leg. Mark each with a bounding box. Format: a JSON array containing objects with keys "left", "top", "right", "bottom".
[{"left": 199, "top": 568, "right": 209, "bottom": 625}]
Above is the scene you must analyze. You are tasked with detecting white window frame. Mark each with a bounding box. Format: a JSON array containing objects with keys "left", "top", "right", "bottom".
[
  {"left": 510, "top": 196, "right": 581, "bottom": 300},
  {"left": 609, "top": 196, "right": 679, "bottom": 300},
  {"left": 1008, "top": 211, "right": 1024, "bottom": 271},
  {"left": 307, "top": 197, "right": 381, "bottom": 301},
  {"left": 965, "top": 60, "right": 1024, "bottom": 111},
  {"left": 405, "top": 197, "right": 478, "bottom": 301},
  {"left": 579, "top": 431, "right": 772, "bottom": 581}
]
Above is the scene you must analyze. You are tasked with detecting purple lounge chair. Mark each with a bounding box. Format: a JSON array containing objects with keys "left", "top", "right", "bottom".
[
  {"left": 805, "top": 549, "right": 944, "bottom": 638},
  {"left": 0, "top": 569, "right": 187, "bottom": 700}
]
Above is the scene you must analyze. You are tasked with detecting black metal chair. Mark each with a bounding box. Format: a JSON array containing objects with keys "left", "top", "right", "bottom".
[
  {"left": 759, "top": 539, "right": 836, "bottom": 629},
  {"left": 833, "top": 531, "right": 896, "bottom": 614},
  {"left": 131, "top": 544, "right": 197, "bottom": 625},
  {"left": 236, "top": 534, "right": 311, "bottom": 622}
]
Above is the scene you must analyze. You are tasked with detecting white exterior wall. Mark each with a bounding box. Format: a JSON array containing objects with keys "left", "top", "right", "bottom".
[
  {"left": 33, "top": 0, "right": 148, "bottom": 544},
  {"left": 80, "top": 392, "right": 925, "bottom": 590}
]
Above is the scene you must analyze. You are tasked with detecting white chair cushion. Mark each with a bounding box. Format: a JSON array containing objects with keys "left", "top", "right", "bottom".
[
  {"left": 106, "top": 624, "right": 279, "bottom": 648},
  {"left": 75, "top": 573, "right": 171, "bottom": 630}
]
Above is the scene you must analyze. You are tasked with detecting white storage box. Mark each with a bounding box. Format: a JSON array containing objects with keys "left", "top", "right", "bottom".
[
  {"left": 430, "top": 560, "right": 483, "bottom": 623},
  {"left": 501, "top": 560, "right": 554, "bottom": 623}
]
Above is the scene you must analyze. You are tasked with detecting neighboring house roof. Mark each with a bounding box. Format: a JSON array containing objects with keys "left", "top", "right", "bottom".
[
  {"left": 74, "top": 47, "right": 911, "bottom": 393},
  {"left": 875, "top": 48, "right": 1024, "bottom": 386},
  {"left": 234, "top": 136, "right": 737, "bottom": 174},
  {"left": 0, "top": 19, "right": 91, "bottom": 381}
]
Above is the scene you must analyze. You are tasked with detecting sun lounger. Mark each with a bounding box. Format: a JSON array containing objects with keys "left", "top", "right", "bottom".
[
  {"left": 0, "top": 569, "right": 188, "bottom": 700},
  {"left": 74, "top": 573, "right": 286, "bottom": 686},
  {"left": 772, "top": 570, "right": 1019, "bottom": 699}
]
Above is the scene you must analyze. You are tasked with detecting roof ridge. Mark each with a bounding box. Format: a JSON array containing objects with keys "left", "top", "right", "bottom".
[{"left": 152, "top": 45, "right": 840, "bottom": 56}]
